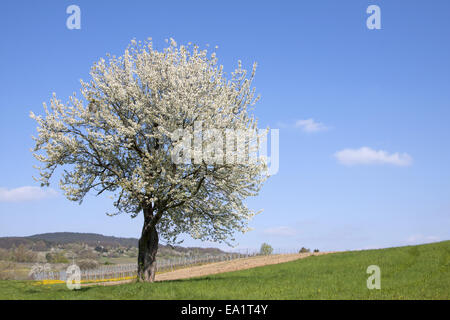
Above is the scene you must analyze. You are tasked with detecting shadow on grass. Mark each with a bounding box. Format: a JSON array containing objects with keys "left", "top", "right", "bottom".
[
  {"left": 72, "top": 287, "right": 92, "bottom": 293},
  {"left": 158, "top": 274, "right": 252, "bottom": 284}
]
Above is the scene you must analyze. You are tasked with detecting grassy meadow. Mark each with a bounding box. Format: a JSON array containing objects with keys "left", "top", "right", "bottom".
[{"left": 0, "top": 240, "right": 448, "bottom": 300}]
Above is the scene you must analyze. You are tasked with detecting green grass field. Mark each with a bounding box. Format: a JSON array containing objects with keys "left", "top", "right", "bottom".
[{"left": 0, "top": 240, "right": 448, "bottom": 300}]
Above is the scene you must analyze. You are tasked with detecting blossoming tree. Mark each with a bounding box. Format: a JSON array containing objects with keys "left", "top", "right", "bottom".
[{"left": 30, "top": 38, "right": 269, "bottom": 282}]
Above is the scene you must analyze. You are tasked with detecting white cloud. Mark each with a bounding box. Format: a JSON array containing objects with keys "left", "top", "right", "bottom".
[
  {"left": 0, "top": 186, "right": 58, "bottom": 203},
  {"left": 295, "top": 118, "right": 329, "bottom": 133},
  {"left": 275, "top": 121, "right": 289, "bottom": 129},
  {"left": 404, "top": 234, "right": 441, "bottom": 245},
  {"left": 263, "top": 226, "right": 297, "bottom": 237},
  {"left": 405, "top": 234, "right": 440, "bottom": 245},
  {"left": 334, "top": 147, "right": 412, "bottom": 166}
]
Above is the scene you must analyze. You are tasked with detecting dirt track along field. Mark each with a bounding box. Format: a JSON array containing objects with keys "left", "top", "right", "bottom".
[
  {"left": 156, "top": 251, "right": 333, "bottom": 281},
  {"left": 83, "top": 251, "right": 334, "bottom": 286}
]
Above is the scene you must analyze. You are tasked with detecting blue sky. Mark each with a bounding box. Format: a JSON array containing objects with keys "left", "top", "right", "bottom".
[{"left": 0, "top": 0, "right": 449, "bottom": 252}]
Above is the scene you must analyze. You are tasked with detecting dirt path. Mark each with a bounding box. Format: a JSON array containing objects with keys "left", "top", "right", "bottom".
[
  {"left": 156, "top": 251, "right": 332, "bottom": 281},
  {"left": 82, "top": 251, "right": 334, "bottom": 287}
]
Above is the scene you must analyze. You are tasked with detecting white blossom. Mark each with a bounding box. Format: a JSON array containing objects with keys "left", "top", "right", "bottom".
[{"left": 30, "top": 39, "right": 269, "bottom": 245}]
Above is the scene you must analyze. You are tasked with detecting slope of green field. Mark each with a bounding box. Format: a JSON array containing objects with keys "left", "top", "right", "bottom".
[{"left": 0, "top": 241, "right": 448, "bottom": 299}]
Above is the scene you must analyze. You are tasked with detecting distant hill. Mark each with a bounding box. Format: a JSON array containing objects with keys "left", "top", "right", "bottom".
[
  {"left": 0, "top": 232, "right": 225, "bottom": 255},
  {"left": 0, "top": 237, "right": 38, "bottom": 249},
  {"left": 29, "top": 232, "right": 138, "bottom": 247}
]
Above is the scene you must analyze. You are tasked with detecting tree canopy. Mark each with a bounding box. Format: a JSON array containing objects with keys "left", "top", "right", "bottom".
[{"left": 31, "top": 38, "right": 269, "bottom": 247}]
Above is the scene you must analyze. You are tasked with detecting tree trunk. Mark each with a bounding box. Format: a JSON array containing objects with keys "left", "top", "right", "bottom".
[{"left": 137, "top": 223, "right": 159, "bottom": 282}]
